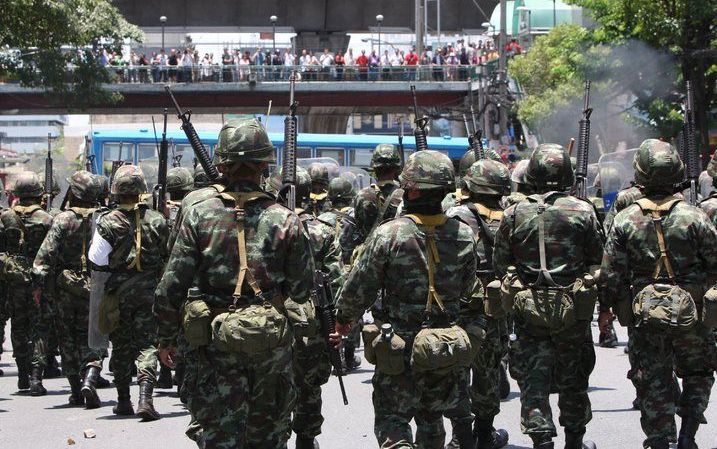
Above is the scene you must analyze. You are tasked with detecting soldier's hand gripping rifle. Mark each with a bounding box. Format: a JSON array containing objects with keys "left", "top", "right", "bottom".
[
  {"left": 152, "top": 110, "right": 169, "bottom": 212},
  {"left": 44, "top": 133, "right": 53, "bottom": 211},
  {"left": 574, "top": 81, "right": 593, "bottom": 200},
  {"left": 314, "top": 269, "right": 349, "bottom": 405},
  {"left": 165, "top": 85, "right": 221, "bottom": 183},
  {"left": 411, "top": 85, "right": 429, "bottom": 152},
  {"left": 398, "top": 117, "right": 406, "bottom": 165},
  {"left": 280, "top": 72, "right": 299, "bottom": 210},
  {"left": 684, "top": 81, "right": 700, "bottom": 205}
]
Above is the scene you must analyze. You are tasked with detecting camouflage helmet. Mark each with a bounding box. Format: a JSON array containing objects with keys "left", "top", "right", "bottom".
[
  {"left": 371, "top": 144, "right": 402, "bottom": 169},
  {"left": 295, "top": 166, "right": 311, "bottom": 199},
  {"left": 41, "top": 175, "right": 61, "bottom": 196},
  {"left": 400, "top": 150, "right": 455, "bottom": 191},
  {"left": 92, "top": 174, "right": 110, "bottom": 200},
  {"left": 12, "top": 171, "right": 43, "bottom": 198},
  {"left": 328, "top": 177, "right": 356, "bottom": 201},
  {"left": 458, "top": 150, "right": 477, "bottom": 177},
  {"left": 167, "top": 167, "right": 194, "bottom": 193},
  {"left": 111, "top": 164, "right": 148, "bottom": 195},
  {"left": 193, "top": 167, "right": 212, "bottom": 188},
  {"left": 633, "top": 139, "right": 684, "bottom": 188},
  {"left": 213, "top": 118, "right": 276, "bottom": 166},
  {"left": 463, "top": 160, "right": 511, "bottom": 195},
  {"left": 525, "top": 144, "right": 574, "bottom": 191},
  {"left": 68, "top": 170, "right": 101, "bottom": 202},
  {"left": 307, "top": 163, "right": 329, "bottom": 186}
]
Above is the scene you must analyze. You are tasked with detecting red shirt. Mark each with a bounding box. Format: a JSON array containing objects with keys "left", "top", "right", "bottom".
[
  {"left": 356, "top": 55, "right": 369, "bottom": 67},
  {"left": 404, "top": 52, "right": 419, "bottom": 65}
]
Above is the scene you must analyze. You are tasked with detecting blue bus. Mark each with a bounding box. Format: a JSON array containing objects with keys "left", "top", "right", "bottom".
[{"left": 85, "top": 129, "right": 472, "bottom": 180}]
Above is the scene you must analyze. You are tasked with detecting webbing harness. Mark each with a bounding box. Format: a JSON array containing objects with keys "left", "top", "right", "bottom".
[
  {"left": 405, "top": 213, "right": 449, "bottom": 315},
  {"left": 69, "top": 207, "right": 96, "bottom": 273},
  {"left": 118, "top": 203, "right": 144, "bottom": 272}
]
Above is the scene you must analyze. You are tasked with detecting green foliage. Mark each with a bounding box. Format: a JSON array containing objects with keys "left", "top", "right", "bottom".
[{"left": 0, "top": 0, "right": 143, "bottom": 109}]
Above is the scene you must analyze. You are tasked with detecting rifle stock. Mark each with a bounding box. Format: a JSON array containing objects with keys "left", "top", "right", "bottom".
[{"left": 314, "top": 270, "right": 349, "bottom": 405}]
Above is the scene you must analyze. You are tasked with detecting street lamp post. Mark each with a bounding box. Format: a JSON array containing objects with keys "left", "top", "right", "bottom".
[
  {"left": 516, "top": 6, "right": 532, "bottom": 46},
  {"left": 270, "top": 15, "right": 278, "bottom": 65},
  {"left": 553, "top": 0, "right": 557, "bottom": 27},
  {"left": 159, "top": 16, "right": 167, "bottom": 51},
  {"left": 376, "top": 15, "right": 384, "bottom": 59}
]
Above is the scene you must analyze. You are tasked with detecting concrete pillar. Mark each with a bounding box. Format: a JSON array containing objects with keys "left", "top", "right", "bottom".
[{"left": 299, "top": 107, "right": 351, "bottom": 134}]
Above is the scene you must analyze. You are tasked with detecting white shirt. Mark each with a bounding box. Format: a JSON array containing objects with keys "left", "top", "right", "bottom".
[{"left": 88, "top": 229, "right": 112, "bottom": 267}]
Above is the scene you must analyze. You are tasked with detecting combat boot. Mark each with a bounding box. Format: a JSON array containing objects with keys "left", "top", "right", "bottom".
[
  {"left": 112, "top": 385, "right": 134, "bottom": 415},
  {"left": 29, "top": 366, "right": 47, "bottom": 396},
  {"left": 68, "top": 375, "right": 84, "bottom": 406},
  {"left": 445, "top": 419, "right": 472, "bottom": 449},
  {"left": 474, "top": 419, "right": 509, "bottom": 449},
  {"left": 295, "top": 436, "right": 320, "bottom": 449},
  {"left": 44, "top": 355, "right": 62, "bottom": 378},
  {"left": 96, "top": 374, "right": 111, "bottom": 388},
  {"left": 564, "top": 432, "right": 596, "bottom": 449},
  {"left": 81, "top": 366, "right": 102, "bottom": 409},
  {"left": 533, "top": 441, "right": 554, "bottom": 449},
  {"left": 343, "top": 341, "right": 361, "bottom": 372},
  {"left": 647, "top": 440, "right": 669, "bottom": 449},
  {"left": 157, "top": 364, "right": 173, "bottom": 389},
  {"left": 598, "top": 326, "right": 618, "bottom": 348},
  {"left": 136, "top": 380, "right": 160, "bottom": 421},
  {"left": 499, "top": 360, "right": 511, "bottom": 399},
  {"left": 677, "top": 416, "right": 699, "bottom": 449},
  {"left": 16, "top": 358, "right": 30, "bottom": 390}
]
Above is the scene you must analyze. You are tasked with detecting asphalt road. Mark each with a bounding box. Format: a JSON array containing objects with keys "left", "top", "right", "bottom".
[{"left": 0, "top": 324, "right": 715, "bottom": 449}]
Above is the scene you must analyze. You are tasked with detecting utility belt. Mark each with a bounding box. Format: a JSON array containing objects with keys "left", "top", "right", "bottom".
[
  {"left": 0, "top": 253, "right": 32, "bottom": 284},
  {"left": 56, "top": 268, "right": 90, "bottom": 297}
]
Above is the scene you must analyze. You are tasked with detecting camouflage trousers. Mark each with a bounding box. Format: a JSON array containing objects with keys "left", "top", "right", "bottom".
[
  {"left": 292, "top": 333, "right": 331, "bottom": 439},
  {"left": 107, "top": 275, "right": 158, "bottom": 387},
  {"left": 54, "top": 287, "right": 101, "bottom": 377},
  {"left": 186, "top": 343, "right": 296, "bottom": 449},
  {"left": 630, "top": 323, "right": 716, "bottom": 447},
  {"left": 509, "top": 320, "right": 595, "bottom": 442},
  {"left": 6, "top": 282, "right": 47, "bottom": 369},
  {"left": 373, "top": 366, "right": 469, "bottom": 448},
  {"left": 0, "top": 286, "right": 7, "bottom": 356}
]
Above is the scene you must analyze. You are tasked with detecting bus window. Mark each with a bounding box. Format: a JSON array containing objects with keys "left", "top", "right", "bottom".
[
  {"left": 174, "top": 144, "right": 196, "bottom": 168},
  {"left": 316, "top": 148, "right": 345, "bottom": 165},
  {"left": 138, "top": 144, "right": 157, "bottom": 161},
  {"left": 102, "top": 142, "right": 135, "bottom": 178},
  {"left": 297, "top": 147, "right": 312, "bottom": 159},
  {"left": 350, "top": 149, "right": 373, "bottom": 167}
]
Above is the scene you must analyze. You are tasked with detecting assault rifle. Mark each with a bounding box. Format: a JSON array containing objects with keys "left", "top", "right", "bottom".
[
  {"left": 280, "top": 71, "right": 298, "bottom": 211},
  {"left": 463, "top": 112, "right": 485, "bottom": 160},
  {"left": 410, "top": 85, "right": 429, "bottom": 152},
  {"left": 314, "top": 270, "right": 349, "bottom": 405},
  {"left": 152, "top": 110, "right": 169, "bottom": 212},
  {"left": 44, "top": 133, "right": 53, "bottom": 211},
  {"left": 165, "top": 85, "right": 220, "bottom": 182},
  {"left": 84, "top": 136, "right": 95, "bottom": 173},
  {"left": 574, "top": 81, "right": 593, "bottom": 199},
  {"left": 684, "top": 81, "right": 699, "bottom": 205},
  {"left": 398, "top": 117, "right": 405, "bottom": 165}
]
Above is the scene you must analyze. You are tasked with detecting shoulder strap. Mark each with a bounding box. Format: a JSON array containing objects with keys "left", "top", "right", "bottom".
[
  {"left": 126, "top": 205, "right": 144, "bottom": 272},
  {"left": 465, "top": 202, "right": 502, "bottom": 266},
  {"left": 404, "top": 213, "right": 449, "bottom": 315},
  {"left": 69, "top": 207, "right": 97, "bottom": 272},
  {"left": 533, "top": 195, "right": 559, "bottom": 288},
  {"left": 636, "top": 198, "right": 679, "bottom": 282}
]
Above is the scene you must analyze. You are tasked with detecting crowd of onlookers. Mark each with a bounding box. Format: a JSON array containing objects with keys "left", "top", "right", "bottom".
[{"left": 89, "top": 38, "right": 517, "bottom": 83}]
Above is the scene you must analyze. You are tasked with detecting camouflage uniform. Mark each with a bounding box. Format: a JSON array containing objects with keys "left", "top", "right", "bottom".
[
  {"left": 601, "top": 140, "right": 717, "bottom": 449},
  {"left": 501, "top": 159, "right": 532, "bottom": 209},
  {"left": 306, "top": 163, "right": 331, "bottom": 216},
  {"left": 446, "top": 159, "right": 511, "bottom": 449},
  {"left": 336, "top": 151, "right": 478, "bottom": 448},
  {"left": 493, "top": 145, "right": 603, "bottom": 449},
  {"left": 155, "top": 119, "right": 315, "bottom": 449},
  {"left": 32, "top": 171, "right": 103, "bottom": 408},
  {"left": 90, "top": 164, "right": 168, "bottom": 419},
  {"left": 0, "top": 172, "right": 54, "bottom": 394}
]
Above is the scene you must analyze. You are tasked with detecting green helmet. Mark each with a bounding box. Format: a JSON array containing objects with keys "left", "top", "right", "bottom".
[
  {"left": 296, "top": 166, "right": 311, "bottom": 199},
  {"left": 525, "top": 144, "right": 574, "bottom": 191},
  {"left": 193, "top": 167, "right": 212, "bottom": 188},
  {"left": 213, "top": 118, "right": 276, "bottom": 166},
  {"left": 400, "top": 150, "right": 455, "bottom": 191},
  {"left": 463, "top": 160, "right": 511, "bottom": 195},
  {"left": 328, "top": 177, "right": 356, "bottom": 201},
  {"left": 371, "top": 144, "right": 402, "bottom": 169},
  {"left": 633, "top": 139, "right": 684, "bottom": 188},
  {"left": 167, "top": 167, "right": 194, "bottom": 193},
  {"left": 12, "top": 171, "right": 43, "bottom": 198},
  {"left": 92, "top": 174, "right": 110, "bottom": 200},
  {"left": 41, "top": 175, "right": 60, "bottom": 196},
  {"left": 111, "top": 164, "right": 147, "bottom": 195},
  {"left": 308, "top": 163, "right": 329, "bottom": 187},
  {"left": 458, "top": 150, "right": 477, "bottom": 177},
  {"left": 68, "top": 170, "right": 101, "bottom": 202}
]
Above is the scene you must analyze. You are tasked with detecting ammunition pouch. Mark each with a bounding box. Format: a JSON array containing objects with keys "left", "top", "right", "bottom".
[
  {"left": 372, "top": 330, "right": 406, "bottom": 375},
  {"left": 572, "top": 277, "right": 598, "bottom": 321},
  {"left": 57, "top": 269, "right": 90, "bottom": 297},
  {"left": 284, "top": 297, "right": 318, "bottom": 338},
  {"left": 211, "top": 298, "right": 289, "bottom": 355},
  {"left": 361, "top": 323, "right": 381, "bottom": 365},
  {"left": 632, "top": 283, "right": 698, "bottom": 332},
  {"left": 483, "top": 279, "right": 505, "bottom": 318},
  {"left": 182, "top": 298, "right": 212, "bottom": 348},
  {"left": 702, "top": 286, "right": 717, "bottom": 329},
  {"left": 500, "top": 269, "right": 524, "bottom": 314},
  {"left": 98, "top": 291, "right": 120, "bottom": 335},
  {"left": 1, "top": 255, "right": 32, "bottom": 284},
  {"left": 513, "top": 287, "right": 576, "bottom": 336},
  {"left": 410, "top": 325, "right": 474, "bottom": 375}
]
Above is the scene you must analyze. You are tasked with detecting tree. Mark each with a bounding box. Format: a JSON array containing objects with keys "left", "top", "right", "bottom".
[{"left": 0, "top": 0, "right": 142, "bottom": 109}]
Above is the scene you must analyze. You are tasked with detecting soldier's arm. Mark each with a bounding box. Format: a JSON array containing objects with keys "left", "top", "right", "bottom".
[
  {"left": 154, "top": 208, "right": 201, "bottom": 347},
  {"left": 693, "top": 209, "right": 717, "bottom": 280},
  {"left": 282, "top": 212, "right": 316, "bottom": 305},
  {"left": 492, "top": 205, "right": 515, "bottom": 278},
  {"left": 584, "top": 206, "right": 606, "bottom": 268},
  {"left": 461, "top": 237, "right": 479, "bottom": 299},
  {"left": 335, "top": 229, "right": 386, "bottom": 324},
  {"left": 599, "top": 221, "right": 630, "bottom": 306},
  {"left": 32, "top": 216, "right": 65, "bottom": 287}
]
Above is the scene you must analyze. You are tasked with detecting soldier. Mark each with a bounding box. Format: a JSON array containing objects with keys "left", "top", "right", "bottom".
[
  {"left": 601, "top": 140, "right": 717, "bottom": 449},
  {"left": 446, "top": 159, "right": 511, "bottom": 449},
  {"left": 699, "top": 172, "right": 717, "bottom": 226},
  {"left": 501, "top": 158, "right": 532, "bottom": 209},
  {"left": 88, "top": 165, "right": 168, "bottom": 420},
  {"left": 339, "top": 143, "right": 403, "bottom": 265},
  {"left": 193, "top": 165, "right": 212, "bottom": 189},
  {"left": 32, "top": 170, "right": 104, "bottom": 408},
  {"left": 334, "top": 150, "right": 479, "bottom": 448},
  {"left": 306, "top": 162, "right": 331, "bottom": 215},
  {"left": 155, "top": 119, "right": 315, "bottom": 448},
  {"left": 317, "top": 177, "right": 356, "bottom": 233},
  {"left": 493, "top": 144, "right": 603, "bottom": 449},
  {"left": 0, "top": 172, "right": 54, "bottom": 394}
]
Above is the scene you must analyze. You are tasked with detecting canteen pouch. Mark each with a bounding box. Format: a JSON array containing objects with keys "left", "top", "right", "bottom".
[
  {"left": 500, "top": 268, "right": 523, "bottom": 314},
  {"left": 463, "top": 319, "right": 487, "bottom": 353},
  {"left": 362, "top": 323, "right": 381, "bottom": 365},
  {"left": 632, "top": 283, "right": 698, "bottom": 332},
  {"left": 372, "top": 331, "right": 406, "bottom": 375},
  {"left": 1, "top": 256, "right": 32, "bottom": 284},
  {"left": 284, "top": 298, "right": 318, "bottom": 338},
  {"left": 483, "top": 279, "right": 506, "bottom": 318},
  {"left": 211, "top": 302, "right": 288, "bottom": 354},
  {"left": 57, "top": 269, "right": 90, "bottom": 297},
  {"left": 410, "top": 325, "right": 474, "bottom": 374},
  {"left": 572, "top": 276, "right": 598, "bottom": 321},
  {"left": 615, "top": 298, "right": 635, "bottom": 327},
  {"left": 182, "top": 299, "right": 212, "bottom": 348},
  {"left": 513, "top": 288, "right": 575, "bottom": 336},
  {"left": 98, "top": 291, "right": 120, "bottom": 335},
  {"left": 702, "top": 286, "right": 717, "bottom": 329}
]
